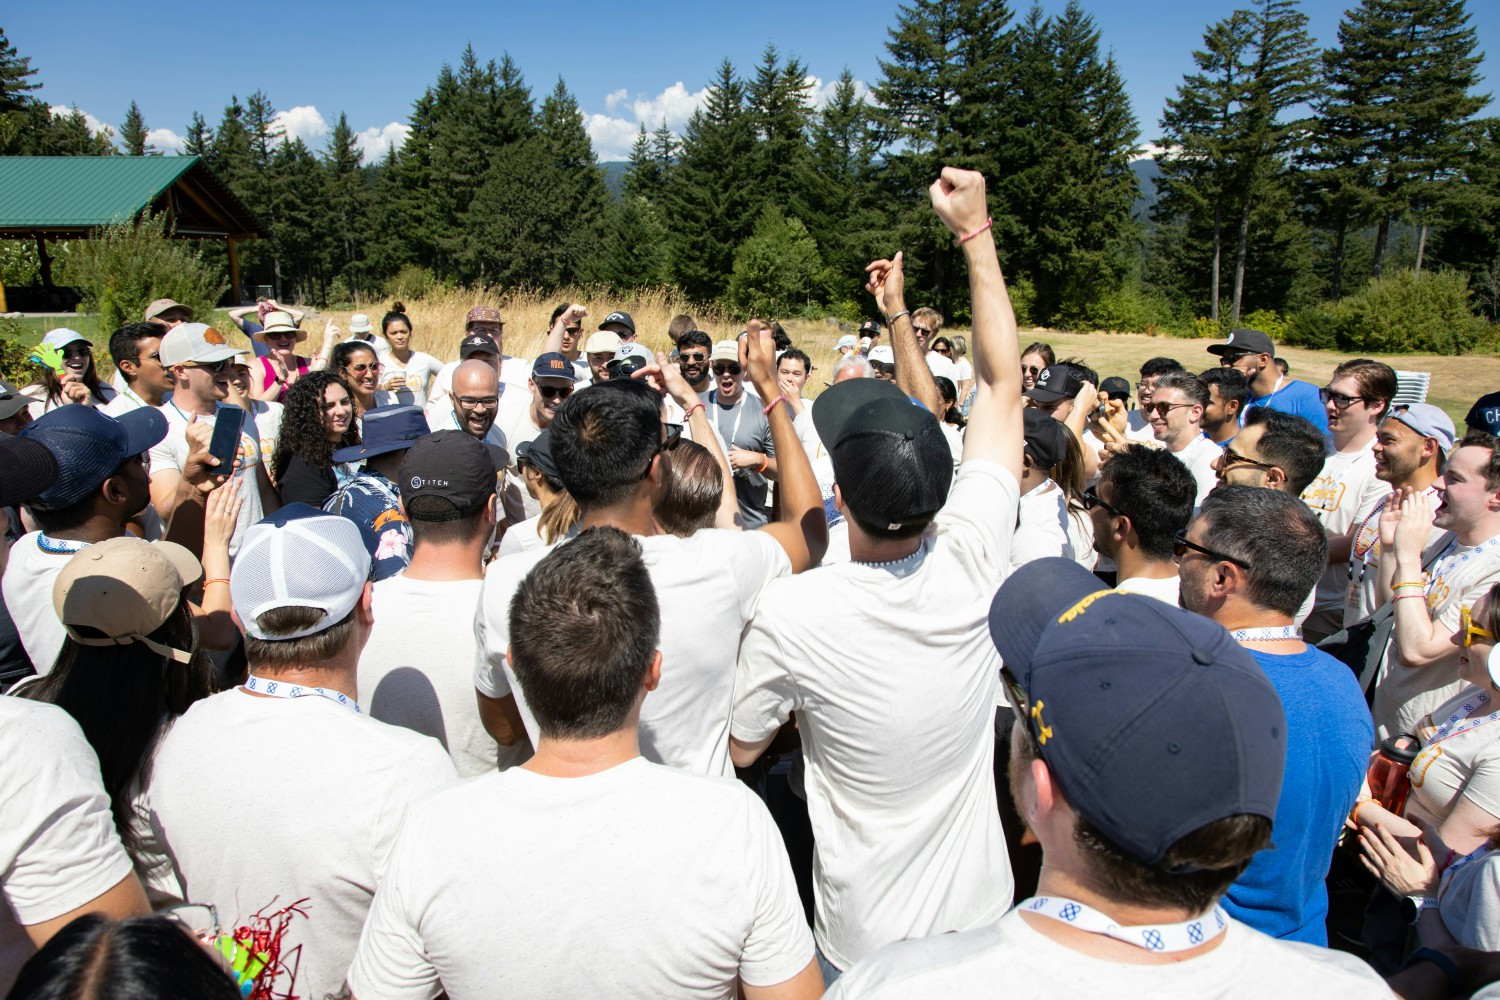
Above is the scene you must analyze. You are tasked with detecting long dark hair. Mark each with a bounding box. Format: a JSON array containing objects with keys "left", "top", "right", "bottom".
[
  {"left": 39, "top": 344, "right": 108, "bottom": 407},
  {"left": 272, "top": 370, "right": 359, "bottom": 481},
  {"left": 8, "top": 914, "right": 242, "bottom": 1000},
  {"left": 21, "top": 605, "right": 211, "bottom": 854}
]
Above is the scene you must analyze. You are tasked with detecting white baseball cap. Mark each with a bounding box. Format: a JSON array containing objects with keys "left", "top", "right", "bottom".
[
  {"left": 159, "top": 323, "right": 241, "bottom": 367},
  {"left": 231, "top": 505, "right": 371, "bottom": 641}
]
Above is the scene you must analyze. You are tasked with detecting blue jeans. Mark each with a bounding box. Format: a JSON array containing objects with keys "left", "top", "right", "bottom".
[{"left": 816, "top": 945, "right": 841, "bottom": 987}]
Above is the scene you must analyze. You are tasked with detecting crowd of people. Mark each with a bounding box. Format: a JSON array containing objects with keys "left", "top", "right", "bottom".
[{"left": 4, "top": 166, "right": 1500, "bottom": 999}]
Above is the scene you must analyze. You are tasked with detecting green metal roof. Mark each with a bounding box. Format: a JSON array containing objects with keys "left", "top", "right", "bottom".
[{"left": 0, "top": 156, "right": 262, "bottom": 236}]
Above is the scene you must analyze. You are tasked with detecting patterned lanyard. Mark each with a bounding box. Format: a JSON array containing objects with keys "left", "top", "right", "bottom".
[
  {"left": 1020, "top": 896, "right": 1230, "bottom": 953},
  {"left": 1230, "top": 625, "right": 1301, "bottom": 642},
  {"left": 1425, "top": 533, "right": 1500, "bottom": 606},
  {"left": 37, "top": 534, "right": 90, "bottom": 555},
  {"left": 242, "top": 674, "right": 361, "bottom": 715},
  {"left": 1439, "top": 844, "right": 1495, "bottom": 903},
  {"left": 1422, "top": 691, "right": 1498, "bottom": 747},
  {"left": 1346, "top": 487, "right": 1442, "bottom": 586}
]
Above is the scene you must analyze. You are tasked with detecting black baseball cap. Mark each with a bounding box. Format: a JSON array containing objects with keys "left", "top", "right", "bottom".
[
  {"left": 811, "top": 378, "right": 952, "bottom": 530},
  {"left": 989, "top": 558, "right": 1286, "bottom": 867},
  {"left": 1207, "top": 328, "right": 1275, "bottom": 358},
  {"left": 0, "top": 435, "right": 59, "bottom": 508},
  {"left": 858, "top": 319, "right": 882, "bottom": 337},
  {"left": 0, "top": 379, "right": 27, "bottom": 421},
  {"left": 1099, "top": 376, "right": 1132, "bottom": 401},
  {"left": 516, "top": 429, "right": 559, "bottom": 482},
  {"left": 599, "top": 311, "right": 636, "bottom": 336},
  {"left": 398, "top": 430, "right": 500, "bottom": 521},
  {"left": 1023, "top": 409, "right": 1069, "bottom": 470},
  {"left": 459, "top": 334, "right": 500, "bottom": 359},
  {"left": 1024, "top": 364, "right": 1086, "bottom": 404}
]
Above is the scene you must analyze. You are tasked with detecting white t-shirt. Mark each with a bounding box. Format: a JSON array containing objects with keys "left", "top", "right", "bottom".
[
  {"left": 1439, "top": 848, "right": 1500, "bottom": 950},
  {"left": 424, "top": 356, "right": 531, "bottom": 420},
  {"left": 1, "top": 532, "right": 82, "bottom": 675},
  {"left": 476, "top": 529, "right": 791, "bottom": 777},
  {"left": 1374, "top": 534, "right": 1500, "bottom": 739},
  {"left": 99, "top": 384, "right": 169, "bottom": 417},
  {"left": 378, "top": 351, "right": 443, "bottom": 409},
  {"left": 1302, "top": 439, "right": 1386, "bottom": 621},
  {"left": 1405, "top": 684, "right": 1500, "bottom": 828},
  {"left": 1116, "top": 573, "right": 1183, "bottom": 606},
  {"left": 1125, "top": 409, "right": 1155, "bottom": 441},
  {"left": 361, "top": 575, "right": 532, "bottom": 778},
  {"left": 494, "top": 393, "right": 545, "bottom": 521},
  {"left": 148, "top": 688, "right": 459, "bottom": 1000},
  {"left": 347, "top": 757, "right": 814, "bottom": 1000},
  {"left": 495, "top": 515, "right": 549, "bottom": 559},
  {"left": 732, "top": 460, "right": 1019, "bottom": 969},
  {"left": 245, "top": 398, "right": 283, "bottom": 471},
  {"left": 1167, "top": 432, "right": 1222, "bottom": 509},
  {"left": 824, "top": 907, "right": 1393, "bottom": 999},
  {"left": 1065, "top": 504, "right": 1096, "bottom": 570},
  {"left": 0, "top": 699, "right": 135, "bottom": 995},
  {"left": 1012, "top": 479, "right": 1071, "bottom": 569},
  {"left": 22, "top": 382, "right": 117, "bottom": 418},
  {"left": 148, "top": 402, "right": 265, "bottom": 555}
]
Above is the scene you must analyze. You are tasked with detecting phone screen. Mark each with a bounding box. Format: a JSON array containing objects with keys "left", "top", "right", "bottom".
[{"left": 208, "top": 407, "right": 246, "bottom": 471}]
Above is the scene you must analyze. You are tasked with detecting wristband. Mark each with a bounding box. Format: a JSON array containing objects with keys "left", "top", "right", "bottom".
[
  {"left": 203, "top": 578, "right": 230, "bottom": 588},
  {"left": 1400, "top": 947, "right": 1464, "bottom": 995},
  {"left": 1393, "top": 593, "right": 1427, "bottom": 602},
  {"left": 958, "top": 217, "right": 994, "bottom": 244},
  {"left": 1392, "top": 581, "right": 1427, "bottom": 590},
  {"left": 761, "top": 394, "right": 787, "bottom": 416},
  {"left": 886, "top": 309, "right": 911, "bottom": 325},
  {"left": 757, "top": 454, "right": 768, "bottom": 473},
  {"left": 1348, "top": 797, "right": 1373, "bottom": 825},
  {"left": 682, "top": 402, "right": 706, "bottom": 419}
]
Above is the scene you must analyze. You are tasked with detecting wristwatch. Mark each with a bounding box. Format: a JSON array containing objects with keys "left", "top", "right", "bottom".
[{"left": 1401, "top": 895, "right": 1439, "bottom": 924}]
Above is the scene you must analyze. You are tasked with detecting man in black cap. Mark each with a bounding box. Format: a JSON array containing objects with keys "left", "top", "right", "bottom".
[
  {"left": 359, "top": 430, "right": 529, "bottom": 778},
  {"left": 324, "top": 404, "right": 429, "bottom": 581},
  {"left": 1208, "top": 327, "right": 1327, "bottom": 436},
  {"left": 599, "top": 309, "right": 637, "bottom": 343},
  {"left": 1011, "top": 409, "right": 1074, "bottom": 568},
  {"left": 731, "top": 167, "right": 1025, "bottom": 981},
  {"left": 824, "top": 558, "right": 1389, "bottom": 998},
  {"left": 0, "top": 436, "right": 58, "bottom": 684},
  {"left": 0, "top": 379, "right": 30, "bottom": 437}
]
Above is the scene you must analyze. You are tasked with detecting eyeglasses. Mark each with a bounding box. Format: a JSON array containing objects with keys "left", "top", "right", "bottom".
[
  {"left": 679, "top": 352, "right": 708, "bottom": 363},
  {"left": 1220, "top": 445, "right": 1276, "bottom": 471},
  {"left": 537, "top": 385, "right": 572, "bottom": 401},
  {"left": 1146, "top": 401, "right": 1193, "bottom": 418},
  {"left": 641, "top": 422, "right": 683, "bottom": 479},
  {"left": 456, "top": 395, "right": 500, "bottom": 409},
  {"left": 1082, "top": 485, "right": 1122, "bottom": 516},
  {"left": 712, "top": 363, "right": 742, "bottom": 377},
  {"left": 1461, "top": 605, "right": 1494, "bottom": 647},
  {"left": 1172, "top": 529, "right": 1250, "bottom": 568},
  {"left": 1135, "top": 379, "right": 1157, "bottom": 392},
  {"left": 1319, "top": 387, "right": 1370, "bottom": 410},
  {"left": 161, "top": 902, "right": 220, "bottom": 945},
  {"left": 345, "top": 362, "right": 382, "bottom": 375}
]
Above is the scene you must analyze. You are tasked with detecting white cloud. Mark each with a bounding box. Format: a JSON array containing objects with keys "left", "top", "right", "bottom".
[
  {"left": 49, "top": 105, "right": 113, "bottom": 138},
  {"left": 805, "top": 75, "right": 871, "bottom": 109},
  {"left": 273, "top": 105, "right": 330, "bottom": 146},
  {"left": 1133, "top": 142, "right": 1177, "bottom": 161},
  {"left": 582, "top": 81, "right": 712, "bottom": 162},
  {"left": 355, "top": 122, "right": 411, "bottom": 161},
  {"left": 147, "top": 128, "right": 186, "bottom": 154},
  {"left": 604, "top": 88, "right": 629, "bottom": 114},
  {"left": 585, "top": 114, "right": 645, "bottom": 162}
]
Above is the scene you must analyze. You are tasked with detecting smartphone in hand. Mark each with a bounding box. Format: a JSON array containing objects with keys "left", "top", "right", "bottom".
[{"left": 208, "top": 406, "right": 246, "bottom": 472}]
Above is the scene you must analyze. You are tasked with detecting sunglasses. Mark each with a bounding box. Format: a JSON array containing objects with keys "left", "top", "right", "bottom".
[
  {"left": 1001, "top": 665, "right": 1050, "bottom": 750},
  {"left": 1173, "top": 529, "right": 1250, "bottom": 569},
  {"left": 914, "top": 325, "right": 934, "bottom": 337},
  {"left": 712, "top": 363, "right": 742, "bottom": 377},
  {"left": 1461, "top": 605, "right": 1494, "bottom": 647},
  {"left": 934, "top": 346, "right": 951, "bottom": 354},
  {"left": 1022, "top": 365, "right": 1043, "bottom": 377},
  {"left": 1082, "top": 485, "right": 1122, "bottom": 516},
  {"left": 679, "top": 352, "right": 709, "bottom": 363},
  {"left": 564, "top": 326, "right": 582, "bottom": 335},
  {"left": 345, "top": 362, "right": 383, "bottom": 375},
  {"left": 183, "top": 359, "right": 232, "bottom": 373},
  {"left": 1146, "top": 401, "right": 1193, "bottom": 418},
  {"left": 61, "top": 346, "right": 92, "bottom": 359},
  {"left": 1220, "top": 352, "right": 1255, "bottom": 367},
  {"left": 537, "top": 385, "right": 573, "bottom": 401},
  {"left": 1319, "top": 387, "right": 1370, "bottom": 410},
  {"left": 1221, "top": 445, "right": 1276, "bottom": 471},
  {"left": 641, "top": 422, "right": 684, "bottom": 479}
]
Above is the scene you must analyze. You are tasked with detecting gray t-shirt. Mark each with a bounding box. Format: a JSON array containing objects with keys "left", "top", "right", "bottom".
[{"left": 710, "top": 392, "right": 775, "bottom": 528}]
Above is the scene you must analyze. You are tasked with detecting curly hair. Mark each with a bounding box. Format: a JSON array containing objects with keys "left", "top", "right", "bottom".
[{"left": 272, "top": 370, "right": 359, "bottom": 482}]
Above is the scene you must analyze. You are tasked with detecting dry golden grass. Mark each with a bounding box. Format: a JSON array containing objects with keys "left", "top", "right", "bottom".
[{"left": 244, "top": 290, "right": 1496, "bottom": 424}]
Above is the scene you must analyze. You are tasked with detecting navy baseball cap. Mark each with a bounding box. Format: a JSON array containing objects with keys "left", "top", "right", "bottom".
[
  {"left": 0, "top": 435, "right": 58, "bottom": 508},
  {"left": 989, "top": 557, "right": 1286, "bottom": 867},
  {"left": 20, "top": 405, "right": 168, "bottom": 511},
  {"left": 531, "top": 352, "right": 578, "bottom": 382}
]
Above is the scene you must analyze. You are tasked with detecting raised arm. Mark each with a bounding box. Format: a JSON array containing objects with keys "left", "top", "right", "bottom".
[
  {"left": 656, "top": 352, "right": 742, "bottom": 529},
  {"left": 868, "top": 253, "right": 941, "bottom": 417},
  {"left": 543, "top": 304, "right": 587, "bottom": 357},
  {"left": 1388, "top": 491, "right": 1457, "bottom": 668},
  {"left": 931, "top": 168, "right": 1023, "bottom": 481},
  {"left": 746, "top": 330, "right": 827, "bottom": 571}
]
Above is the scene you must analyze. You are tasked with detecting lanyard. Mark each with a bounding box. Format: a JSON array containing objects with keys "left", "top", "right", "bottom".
[
  {"left": 37, "top": 534, "right": 90, "bottom": 555},
  {"left": 1347, "top": 487, "right": 1441, "bottom": 586},
  {"left": 1020, "top": 896, "right": 1230, "bottom": 953},
  {"left": 242, "top": 674, "right": 361, "bottom": 715},
  {"left": 1439, "top": 844, "right": 1495, "bottom": 903},
  {"left": 1238, "top": 375, "right": 1286, "bottom": 428},
  {"left": 1230, "top": 625, "right": 1301, "bottom": 642},
  {"left": 1421, "top": 691, "right": 1497, "bottom": 747},
  {"left": 712, "top": 392, "right": 747, "bottom": 447}
]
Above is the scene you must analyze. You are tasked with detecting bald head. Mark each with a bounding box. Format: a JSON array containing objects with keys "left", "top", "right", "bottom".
[{"left": 451, "top": 360, "right": 501, "bottom": 438}]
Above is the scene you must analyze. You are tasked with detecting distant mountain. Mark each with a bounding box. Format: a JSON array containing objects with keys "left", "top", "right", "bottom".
[
  {"left": 602, "top": 161, "right": 627, "bottom": 197},
  {"left": 1131, "top": 157, "right": 1161, "bottom": 222}
]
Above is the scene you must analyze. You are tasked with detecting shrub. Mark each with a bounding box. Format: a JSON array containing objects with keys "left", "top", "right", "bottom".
[
  {"left": 1281, "top": 304, "right": 1341, "bottom": 351},
  {"left": 0, "top": 239, "right": 46, "bottom": 287},
  {"left": 384, "top": 264, "right": 445, "bottom": 302},
  {"left": 58, "top": 212, "right": 225, "bottom": 334},
  {"left": 1239, "top": 308, "right": 1288, "bottom": 343},
  {"left": 1330, "top": 269, "right": 1491, "bottom": 354},
  {"left": 727, "top": 208, "right": 824, "bottom": 316},
  {"left": 1008, "top": 276, "right": 1036, "bottom": 328},
  {"left": 0, "top": 320, "right": 36, "bottom": 385}
]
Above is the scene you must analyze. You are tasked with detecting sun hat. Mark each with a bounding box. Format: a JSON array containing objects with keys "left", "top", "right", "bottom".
[{"left": 254, "top": 311, "right": 307, "bottom": 344}]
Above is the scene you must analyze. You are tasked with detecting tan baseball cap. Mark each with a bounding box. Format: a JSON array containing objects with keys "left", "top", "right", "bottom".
[
  {"left": 710, "top": 340, "right": 739, "bottom": 364},
  {"left": 52, "top": 537, "right": 203, "bottom": 663},
  {"left": 584, "top": 331, "right": 621, "bottom": 355},
  {"left": 144, "top": 298, "right": 195, "bottom": 323}
]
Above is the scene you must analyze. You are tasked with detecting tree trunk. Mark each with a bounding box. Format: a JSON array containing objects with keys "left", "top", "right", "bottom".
[
  {"left": 1372, "top": 214, "right": 1390, "bottom": 277},
  {"left": 1331, "top": 222, "right": 1347, "bottom": 300},
  {"left": 1232, "top": 193, "right": 1252, "bottom": 324},
  {"left": 35, "top": 236, "right": 53, "bottom": 289},
  {"left": 1210, "top": 202, "right": 1223, "bottom": 324},
  {"left": 1415, "top": 223, "right": 1429, "bottom": 277}
]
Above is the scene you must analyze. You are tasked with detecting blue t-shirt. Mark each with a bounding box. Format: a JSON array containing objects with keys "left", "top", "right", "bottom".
[
  {"left": 323, "top": 469, "right": 412, "bottom": 582},
  {"left": 1242, "top": 378, "right": 1329, "bottom": 436},
  {"left": 1222, "top": 645, "right": 1372, "bottom": 944}
]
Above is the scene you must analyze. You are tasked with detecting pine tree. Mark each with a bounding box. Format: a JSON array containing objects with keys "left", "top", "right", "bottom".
[
  {"left": 0, "top": 28, "right": 40, "bottom": 113},
  {"left": 665, "top": 60, "right": 756, "bottom": 302},
  {"left": 324, "top": 112, "right": 370, "bottom": 298},
  {"left": 535, "top": 79, "right": 609, "bottom": 285},
  {"left": 270, "top": 137, "right": 331, "bottom": 301},
  {"left": 120, "top": 100, "right": 155, "bottom": 155},
  {"left": 183, "top": 112, "right": 211, "bottom": 158},
  {"left": 598, "top": 195, "right": 672, "bottom": 288},
  {"left": 1311, "top": 0, "right": 1490, "bottom": 279},
  {"left": 746, "top": 45, "right": 812, "bottom": 211}
]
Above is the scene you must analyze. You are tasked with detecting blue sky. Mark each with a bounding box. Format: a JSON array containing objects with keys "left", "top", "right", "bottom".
[{"left": 10, "top": 0, "right": 1498, "bottom": 162}]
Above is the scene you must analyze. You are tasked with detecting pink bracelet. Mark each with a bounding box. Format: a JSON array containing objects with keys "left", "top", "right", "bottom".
[
  {"left": 958, "top": 217, "right": 994, "bottom": 244},
  {"left": 761, "top": 394, "right": 788, "bottom": 416},
  {"left": 1393, "top": 593, "right": 1427, "bottom": 602},
  {"left": 683, "top": 402, "right": 706, "bottom": 419}
]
